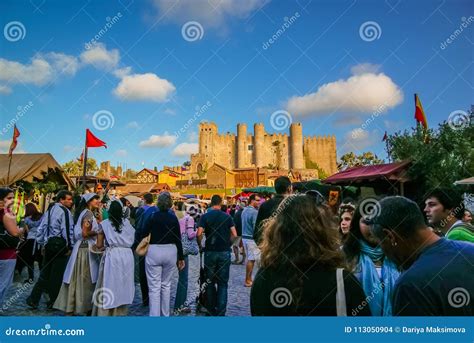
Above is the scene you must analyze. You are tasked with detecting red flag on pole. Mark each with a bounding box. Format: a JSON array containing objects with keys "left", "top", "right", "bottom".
[
  {"left": 86, "top": 129, "right": 107, "bottom": 148},
  {"left": 8, "top": 125, "right": 20, "bottom": 157},
  {"left": 77, "top": 149, "right": 84, "bottom": 163},
  {"left": 382, "top": 131, "right": 388, "bottom": 142}
]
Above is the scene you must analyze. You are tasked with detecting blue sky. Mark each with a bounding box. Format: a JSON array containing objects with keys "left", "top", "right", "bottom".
[{"left": 1, "top": 0, "right": 472, "bottom": 171}]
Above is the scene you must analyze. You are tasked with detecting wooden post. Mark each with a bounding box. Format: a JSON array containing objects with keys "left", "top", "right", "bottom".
[{"left": 82, "top": 131, "right": 88, "bottom": 191}]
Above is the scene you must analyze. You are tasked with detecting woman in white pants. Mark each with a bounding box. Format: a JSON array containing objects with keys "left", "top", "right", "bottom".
[{"left": 140, "top": 192, "right": 185, "bottom": 316}]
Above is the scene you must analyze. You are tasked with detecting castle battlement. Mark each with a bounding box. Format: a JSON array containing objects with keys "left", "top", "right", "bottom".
[{"left": 192, "top": 122, "right": 337, "bottom": 175}]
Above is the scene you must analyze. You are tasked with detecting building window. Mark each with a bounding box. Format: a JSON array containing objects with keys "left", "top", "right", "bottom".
[{"left": 248, "top": 144, "right": 253, "bottom": 151}]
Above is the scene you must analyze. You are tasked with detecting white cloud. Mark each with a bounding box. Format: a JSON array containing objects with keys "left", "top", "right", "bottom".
[
  {"left": 187, "top": 131, "right": 198, "bottom": 142},
  {"left": 80, "top": 43, "right": 120, "bottom": 70},
  {"left": 152, "top": 0, "right": 268, "bottom": 28},
  {"left": 164, "top": 108, "right": 176, "bottom": 116},
  {"left": 350, "top": 63, "right": 380, "bottom": 75},
  {"left": 172, "top": 142, "right": 198, "bottom": 156},
  {"left": 113, "top": 66, "right": 132, "bottom": 78},
  {"left": 113, "top": 73, "right": 175, "bottom": 102},
  {"left": 116, "top": 149, "right": 127, "bottom": 157},
  {"left": 126, "top": 121, "right": 140, "bottom": 129},
  {"left": 342, "top": 128, "right": 378, "bottom": 152},
  {"left": 0, "top": 85, "right": 12, "bottom": 94},
  {"left": 42, "top": 52, "right": 80, "bottom": 76},
  {"left": 139, "top": 133, "right": 177, "bottom": 148},
  {"left": 0, "top": 52, "right": 79, "bottom": 91},
  {"left": 286, "top": 64, "right": 403, "bottom": 116},
  {"left": 0, "top": 57, "right": 53, "bottom": 86}
]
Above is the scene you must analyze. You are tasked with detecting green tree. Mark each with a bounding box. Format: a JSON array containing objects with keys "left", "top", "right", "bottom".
[
  {"left": 387, "top": 122, "right": 473, "bottom": 197},
  {"left": 338, "top": 151, "right": 384, "bottom": 170},
  {"left": 62, "top": 158, "right": 99, "bottom": 176}
]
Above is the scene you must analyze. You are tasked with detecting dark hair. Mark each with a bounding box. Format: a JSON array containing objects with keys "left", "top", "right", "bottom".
[
  {"left": 425, "top": 188, "right": 465, "bottom": 220},
  {"left": 108, "top": 201, "right": 124, "bottom": 233},
  {"left": 342, "top": 203, "right": 365, "bottom": 265},
  {"left": 25, "top": 203, "right": 42, "bottom": 221},
  {"left": 210, "top": 195, "right": 222, "bottom": 207},
  {"left": 371, "top": 196, "right": 426, "bottom": 240},
  {"left": 175, "top": 201, "right": 184, "bottom": 211},
  {"left": 56, "top": 190, "right": 73, "bottom": 201},
  {"left": 274, "top": 176, "right": 291, "bottom": 195},
  {"left": 249, "top": 194, "right": 258, "bottom": 203},
  {"left": 221, "top": 204, "right": 228, "bottom": 212},
  {"left": 143, "top": 193, "right": 154, "bottom": 204},
  {"left": 0, "top": 187, "right": 13, "bottom": 201},
  {"left": 157, "top": 192, "right": 172, "bottom": 211},
  {"left": 73, "top": 194, "right": 100, "bottom": 224}
]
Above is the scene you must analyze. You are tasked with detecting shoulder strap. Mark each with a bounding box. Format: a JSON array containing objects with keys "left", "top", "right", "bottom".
[
  {"left": 336, "top": 268, "right": 347, "bottom": 316},
  {"left": 59, "top": 206, "right": 71, "bottom": 249},
  {"left": 46, "top": 205, "right": 53, "bottom": 237}
]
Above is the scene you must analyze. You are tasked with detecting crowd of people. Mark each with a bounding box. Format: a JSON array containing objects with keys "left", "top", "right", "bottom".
[{"left": 0, "top": 177, "right": 473, "bottom": 317}]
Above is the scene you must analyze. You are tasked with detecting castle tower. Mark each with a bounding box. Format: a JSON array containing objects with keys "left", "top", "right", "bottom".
[
  {"left": 254, "top": 123, "right": 265, "bottom": 168},
  {"left": 198, "top": 122, "right": 218, "bottom": 155},
  {"left": 237, "top": 123, "right": 247, "bottom": 168},
  {"left": 290, "top": 123, "right": 304, "bottom": 169}
]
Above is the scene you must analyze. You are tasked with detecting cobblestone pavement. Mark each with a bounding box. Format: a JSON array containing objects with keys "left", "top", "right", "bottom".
[{"left": 0, "top": 254, "right": 252, "bottom": 317}]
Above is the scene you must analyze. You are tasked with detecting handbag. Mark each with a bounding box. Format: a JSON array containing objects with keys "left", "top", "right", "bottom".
[
  {"left": 0, "top": 219, "right": 20, "bottom": 249},
  {"left": 44, "top": 205, "right": 72, "bottom": 255},
  {"left": 135, "top": 234, "right": 151, "bottom": 256},
  {"left": 181, "top": 216, "right": 199, "bottom": 256},
  {"left": 336, "top": 268, "right": 347, "bottom": 316}
]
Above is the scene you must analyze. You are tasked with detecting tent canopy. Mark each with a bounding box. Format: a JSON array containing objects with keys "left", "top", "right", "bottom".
[
  {"left": 242, "top": 186, "right": 276, "bottom": 194},
  {"left": 0, "top": 153, "right": 73, "bottom": 189},
  {"left": 324, "top": 160, "right": 411, "bottom": 185}
]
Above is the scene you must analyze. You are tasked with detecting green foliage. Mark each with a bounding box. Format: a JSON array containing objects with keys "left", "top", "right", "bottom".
[
  {"left": 183, "top": 161, "right": 191, "bottom": 167},
  {"left": 338, "top": 151, "right": 384, "bottom": 170},
  {"left": 62, "top": 158, "right": 99, "bottom": 176},
  {"left": 304, "top": 152, "right": 329, "bottom": 179},
  {"left": 16, "top": 180, "right": 64, "bottom": 194},
  {"left": 387, "top": 122, "right": 474, "bottom": 194}
]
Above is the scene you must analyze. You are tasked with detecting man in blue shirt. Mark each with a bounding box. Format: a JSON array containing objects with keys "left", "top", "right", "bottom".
[
  {"left": 27, "top": 190, "right": 74, "bottom": 310},
  {"left": 197, "top": 195, "right": 236, "bottom": 316},
  {"left": 241, "top": 194, "right": 261, "bottom": 287},
  {"left": 371, "top": 196, "right": 474, "bottom": 316}
]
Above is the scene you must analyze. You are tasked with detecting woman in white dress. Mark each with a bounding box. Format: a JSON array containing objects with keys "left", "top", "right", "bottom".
[
  {"left": 54, "top": 193, "right": 101, "bottom": 315},
  {"left": 92, "top": 199, "right": 135, "bottom": 316}
]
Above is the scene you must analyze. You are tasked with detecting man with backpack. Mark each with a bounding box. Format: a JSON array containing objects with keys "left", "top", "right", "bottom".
[
  {"left": 26, "top": 190, "right": 74, "bottom": 309},
  {"left": 424, "top": 188, "right": 474, "bottom": 243}
]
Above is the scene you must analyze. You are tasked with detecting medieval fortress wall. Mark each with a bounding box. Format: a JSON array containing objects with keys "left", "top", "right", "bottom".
[{"left": 191, "top": 122, "right": 337, "bottom": 176}]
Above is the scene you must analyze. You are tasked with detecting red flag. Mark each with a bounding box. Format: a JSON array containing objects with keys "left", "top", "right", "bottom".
[
  {"left": 8, "top": 125, "right": 20, "bottom": 156},
  {"left": 86, "top": 129, "right": 107, "bottom": 148},
  {"left": 414, "top": 94, "right": 428, "bottom": 129},
  {"left": 382, "top": 131, "right": 388, "bottom": 142}
]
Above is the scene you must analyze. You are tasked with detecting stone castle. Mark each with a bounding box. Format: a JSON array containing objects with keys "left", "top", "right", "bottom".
[{"left": 190, "top": 122, "right": 337, "bottom": 176}]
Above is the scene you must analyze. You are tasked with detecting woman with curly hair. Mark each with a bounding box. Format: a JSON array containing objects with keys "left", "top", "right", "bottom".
[
  {"left": 342, "top": 200, "right": 400, "bottom": 316},
  {"left": 339, "top": 203, "right": 355, "bottom": 238},
  {"left": 250, "top": 194, "right": 371, "bottom": 316}
]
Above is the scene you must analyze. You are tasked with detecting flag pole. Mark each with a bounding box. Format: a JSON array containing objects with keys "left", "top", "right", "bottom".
[
  {"left": 6, "top": 154, "right": 13, "bottom": 186},
  {"left": 82, "top": 130, "right": 88, "bottom": 191}
]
